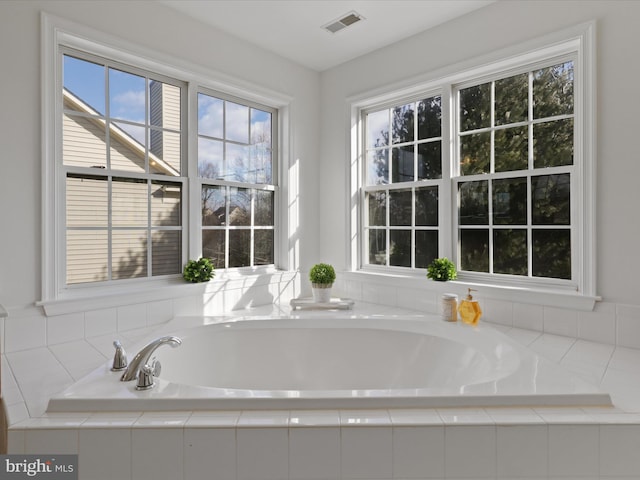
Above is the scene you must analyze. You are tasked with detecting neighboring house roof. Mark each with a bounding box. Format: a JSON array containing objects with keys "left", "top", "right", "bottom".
[{"left": 62, "top": 88, "right": 180, "bottom": 177}]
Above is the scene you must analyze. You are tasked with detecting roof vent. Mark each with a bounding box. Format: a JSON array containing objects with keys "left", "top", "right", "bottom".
[{"left": 323, "top": 11, "right": 363, "bottom": 34}]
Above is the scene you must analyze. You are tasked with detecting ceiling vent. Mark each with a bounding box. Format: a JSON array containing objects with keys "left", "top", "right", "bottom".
[{"left": 323, "top": 11, "right": 364, "bottom": 34}]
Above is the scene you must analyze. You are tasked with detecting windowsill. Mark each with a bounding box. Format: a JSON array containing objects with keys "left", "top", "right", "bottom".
[
  {"left": 37, "top": 268, "right": 297, "bottom": 317},
  {"left": 344, "top": 270, "right": 600, "bottom": 312}
]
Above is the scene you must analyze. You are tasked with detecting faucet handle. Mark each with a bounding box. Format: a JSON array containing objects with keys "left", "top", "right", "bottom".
[
  {"left": 136, "top": 364, "right": 155, "bottom": 390},
  {"left": 111, "top": 340, "right": 128, "bottom": 371}
]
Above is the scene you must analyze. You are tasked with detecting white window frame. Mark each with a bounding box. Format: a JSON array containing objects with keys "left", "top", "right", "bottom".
[
  {"left": 349, "top": 22, "right": 597, "bottom": 310},
  {"left": 40, "top": 13, "right": 292, "bottom": 314}
]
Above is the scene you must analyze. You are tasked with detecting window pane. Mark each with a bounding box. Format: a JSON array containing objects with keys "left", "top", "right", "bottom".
[
  {"left": 390, "top": 230, "right": 411, "bottom": 267},
  {"left": 495, "top": 126, "right": 528, "bottom": 172},
  {"left": 250, "top": 108, "right": 272, "bottom": 184},
  {"left": 533, "top": 118, "right": 573, "bottom": 168},
  {"left": 389, "top": 189, "right": 412, "bottom": 226},
  {"left": 112, "top": 178, "right": 148, "bottom": 227},
  {"left": 415, "top": 186, "right": 438, "bottom": 226},
  {"left": 533, "top": 229, "right": 571, "bottom": 279},
  {"left": 112, "top": 230, "right": 147, "bottom": 279},
  {"left": 459, "top": 180, "right": 488, "bottom": 225},
  {"left": 149, "top": 81, "right": 180, "bottom": 130},
  {"left": 367, "top": 192, "right": 386, "bottom": 226},
  {"left": 229, "top": 230, "right": 250, "bottom": 267},
  {"left": 368, "top": 229, "right": 386, "bottom": 265},
  {"left": 392, "top": 146, "right": 414, "bottom": 182},
  {"left": 66, "top": 175, "right": 108, "bottom": 227},
  {"left": 63, "top": 113, "right": 107, "bottom": 168},
  {"left": 152, "top": 230, "right": 181, "bottom": 276},
  {"left": 226, "top": 102, "right": 249, "bottom": 144},
  {"left": 109, "top": 68, "right": 145, "bottom": 123},
  {"left": 460, "top": 131, "right": 490, "bottom": 175},
  {"left": 198, "top": 93, "right": 223, "bottom": 138},
  {"left": 227, "top": 143, "right": 250, "bottom": 182},
  {"left": 203, "top": 230, "right": 225, "bottom": 268},
  {"left": 460, "top": 229, "right": 489, "bottom": 272},
  {"left": 367, "top": 149, "right": 389, "bottom": 185},
  {"left": 532, "top": 174, "right": 570, "bottom": 225},
  {"left": 367, "top": 109, "right": 389, "bottom": 148},
  {"left": 151, "top": 181, "right": 181, "bottom": 226},
  {"left": 254, "top": 230, "right": 274, "bottom": 265},
  {"left": 198, "top": 137, "right": 224, "bottom": 179},
  {"left": 494, "top": 229, "right": 528, "bottom": 275},
  {"left": 110, "top": 122, "right": 146, "bottom": 172},
  {"left": 150, "top": 129, "right": 181, "bottom": 175},
  {"left": 460, "top": 83, "right": 491, "bottom": 131},
  {"left": 533, "top": 61, "right": 574, "bottom": 119},
  {"left": 415, "top": 230, "right": 438, "bottom": 269},
  {"left": 417, "top": 96, "right": 441, "bottom": 139},
  {"left": 255, "top": 190, "right": 274, "bottom": 226},
  {"left": 492, "top": 177, "right": 527, "bottom": 225},
  {"left": 66, "top": 230, "right": 108, "bottom": 284},
  {"left": 392, "top": 103, "right": 414, "bottom": 144},
  {"left": 63, "top": 55, "right": 105, "bottom": 114},
  {"left": 495, "top": 73, "right": 528, "bottom": 125},
  {"left": 202, "top": 186, "right": 225, "bottom": 226},
  {"left": 417, "top": 141, "right": 441, "bottom": 179},
  {"left": 229, "top": 188, "right": 251, "bottom": 226}
]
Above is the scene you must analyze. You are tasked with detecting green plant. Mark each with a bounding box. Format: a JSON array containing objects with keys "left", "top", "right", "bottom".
[
  {"left": 427, "top": 257, "right": 457, "bottom": 282},
  {"left": 183, "top": 257, "right": 215, "bottom": 283},
  {"left": 309, "top": 263, "right": 336, "bottom": 285}
]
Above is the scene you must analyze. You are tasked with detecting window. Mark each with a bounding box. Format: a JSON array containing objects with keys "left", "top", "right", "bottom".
[
  {"left": 62, "top": 50, "right": 185, "bottom": 285},
  {"left": 355, "top": 25, "right": 595, "bottom": 298},
  {"left": 198, "top": 92, "right": 276, "bottom": 269},
  {"left": 42, "top": 20, "right": 281, "bottom": 303}
]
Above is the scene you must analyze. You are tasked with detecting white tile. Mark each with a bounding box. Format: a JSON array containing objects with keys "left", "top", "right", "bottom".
[
  {"left": 486, "top": 407, "right": 545, "bottom": 424},
  {"left": 289, "top": 427, "right": 340, "bottom": 480},
  {"left": 388, "top": 408, "right": 442, "bottom": 426},
  {"left": 496, "top": 425, "right": 547, "bottom": 478},
  {"left": 616, "top": 303, "right": 640, "bottom": 349},
  {"left": 147, "top": 299, "right": 174, "bottom": 326},
  {"left": 47, "top": 312, "right": 85, "bottom": 345},
  {"left": 238, "top": 410, "right": 289, "bottom": 427},
  {"left": 437, "top": 408, "right": 492, "bottom": 425},
  {"left": 608, "top": 345, "right": 640, "bottom": 373},
  {"left": 84, "top": 412, "right": 142, "bottom": 428},
  {"left": 4, "top": 315, "right": 47, "bottom": 352},
  {"left": 186, "top": 411, "right": 240, "bottom": 428},
  {"left": 393, "top": 426, "right": 444, "bottom": 479},
  {"left": 483, "top": 298, "right": 513, "bottom": 327},
  {"left": 444, "top": 425, "right": 496, "bottom": 478},
  {"left": 528, "top": 333, "right": 576, "bottom": 363},
  {"left": 7, "top": 429, "right": 25, "bottom": 453},
  {"left": 84, "top": 307, "right": 118, "bottom": 338},
  {"left": 49, "top": 340, "right": 107, "bottom": 380},
  {"left": 184, "top": 427, "right": 236, "bottom": 480},
  {"left": 340, "top": 410, "right": 391, "bottom": 426},
  {"left": 548, "top": 424, "right": 599, "bottom": 477},
  {"left": 79, "top": 428, "right": 132, "bottom": 480},
  {"left": 5, "top": 402, "right": 29, "bottom": 426},
  {"left": 543, "top": 306, "right": 578, "bottom": 337},
  {"left": 504, "top": 326, "right": 542, "bottom": 346},
  {"left": 132, "top": 428, "right": 183, "bottom": 480},
  {"left": 600, "top": 424, "right": 640, "bottom": 476},
  {"left": 362, "top": 283, "right": 397, "bottom": 307},
  {"left": 289, "top": 410, "right": 340, "bottom": 427},
  {"left": 513, "top": 302, "right": 544, "bottom": 331},
  {"left": 341, "top": 426, "right": 392, "bottom": 479},
  {"left": 173, "top": 295, "right": 201, "bottom": 316},
  {"left": 25, "top": 429, "right": 78, "bottom": 454},
  {"left": 237, "top": 427, "right": 288, "bottom": 480},
  {"left": 577, "top": 301, "right": 616, "bottom": 344},
  {"left": 117, "top": 303, "right": 148, "bottom": 331},
  {"left": 134, "top": 412, "right": 190, "bottom": 427}
]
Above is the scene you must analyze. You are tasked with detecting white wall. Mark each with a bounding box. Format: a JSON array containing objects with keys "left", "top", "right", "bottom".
[
  {"left": 319, "top": 0, "right": 640, "bottom": 306},
  {"left": 0, "top": 1, "right": 320, "bottom": 315}
]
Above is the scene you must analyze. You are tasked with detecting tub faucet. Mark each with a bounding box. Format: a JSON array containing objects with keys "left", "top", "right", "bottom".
[{"left": 120, "top": 335, "right": 182, "bottom": 382}]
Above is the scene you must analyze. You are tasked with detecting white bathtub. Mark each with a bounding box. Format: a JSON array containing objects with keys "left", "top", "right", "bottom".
[{"left": 47, "top": 315, "right": 611, "bottom": 412}]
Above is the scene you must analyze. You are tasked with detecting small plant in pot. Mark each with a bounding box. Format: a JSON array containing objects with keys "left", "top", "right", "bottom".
[
  {"left": 183, "top": 257, "right": 215, "bottom": 283},
  {"left": 309, "top": 263, "right": 336, "bottom": 303},
  {"left": 426, "top": 257, "right": 457, "bottom": 282}
]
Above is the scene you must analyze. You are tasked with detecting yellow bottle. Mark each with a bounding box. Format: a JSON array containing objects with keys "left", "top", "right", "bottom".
[{"left": 458, "top": 288, "right": 482, "bottom": 325}]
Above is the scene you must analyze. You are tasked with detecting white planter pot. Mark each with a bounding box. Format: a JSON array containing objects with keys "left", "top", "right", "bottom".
[{"left": 311, "top": 283, "right": 332, "bottom": 303}]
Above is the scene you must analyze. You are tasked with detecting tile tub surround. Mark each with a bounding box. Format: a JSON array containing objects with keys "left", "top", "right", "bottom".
[{"left": 4, "top": 302, "right": 640, "bottom": 478}]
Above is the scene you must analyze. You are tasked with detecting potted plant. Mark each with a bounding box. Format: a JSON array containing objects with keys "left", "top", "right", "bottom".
[
  {"left": 309, "top": 263, "right": 336, "bottom": 303},
  {"left": 427, "top": 257, "right": 457, "bottom": 282},
  {"left": 183, "top": 257, "right": 215, "bottom": 283}
]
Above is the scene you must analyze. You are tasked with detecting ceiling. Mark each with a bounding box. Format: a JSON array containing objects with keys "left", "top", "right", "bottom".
[{"left": 159, "top": 0, "right": 496, "bottom": 71}]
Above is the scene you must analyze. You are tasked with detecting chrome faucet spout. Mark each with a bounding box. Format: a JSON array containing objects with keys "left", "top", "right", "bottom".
[{"left": 120, "top": 335, "right": 182, "bottom": 382}]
